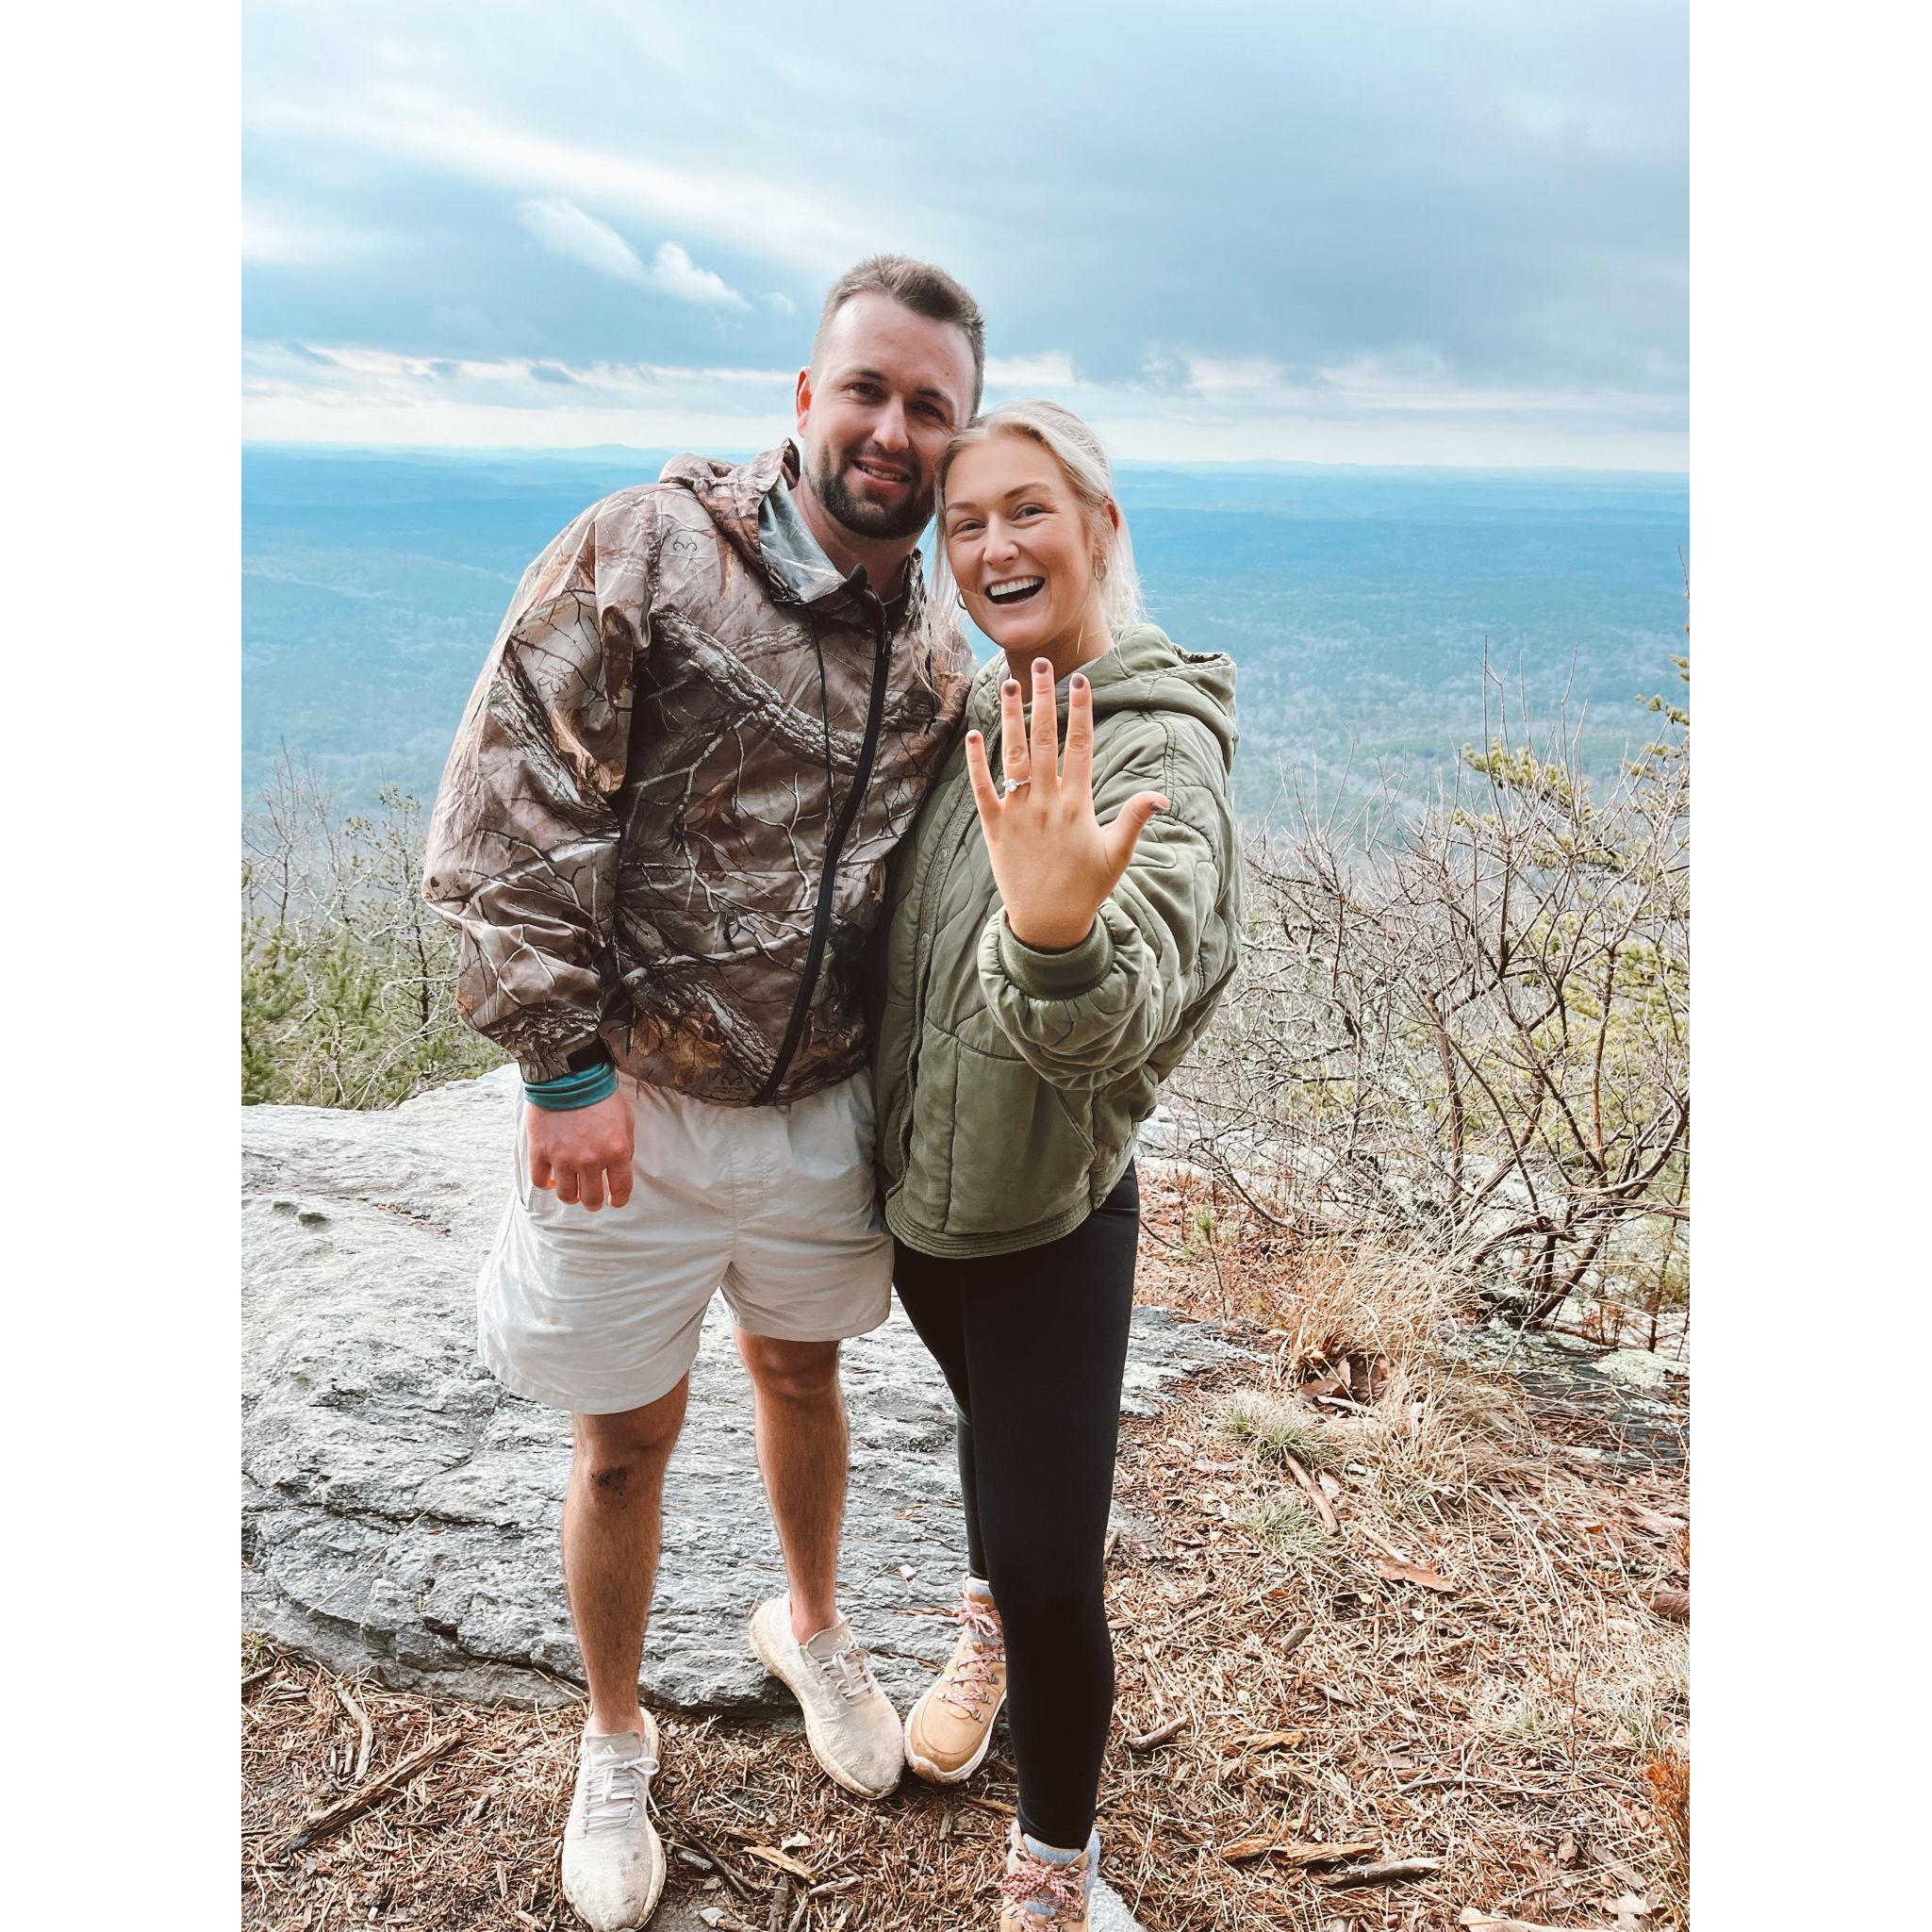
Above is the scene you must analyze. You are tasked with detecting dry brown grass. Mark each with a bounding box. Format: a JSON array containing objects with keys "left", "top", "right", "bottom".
[
  {"left": 1136, "top": 1164, "right": 1449, "bottom": 1373},
  {"left": 242, "top": 1173, "right": 1689, "bottom": 1932}
]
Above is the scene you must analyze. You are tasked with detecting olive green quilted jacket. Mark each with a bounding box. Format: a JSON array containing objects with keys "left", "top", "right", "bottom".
[{"left": 872, "top": 624, "right": 1242, "bottom": 1258}]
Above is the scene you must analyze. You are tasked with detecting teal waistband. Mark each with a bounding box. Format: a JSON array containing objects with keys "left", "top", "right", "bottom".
[{"left": 524, "top": 1063, "right": 619, "bottom": 1112}]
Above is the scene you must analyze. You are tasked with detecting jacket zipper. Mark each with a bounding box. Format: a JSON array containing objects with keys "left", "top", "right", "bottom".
[
  {"left": 751, "top": 606, "right": 893, "bottom": 1105},
  {"left": 892, "top": 712, "right": 997, "bottom": 1173}
]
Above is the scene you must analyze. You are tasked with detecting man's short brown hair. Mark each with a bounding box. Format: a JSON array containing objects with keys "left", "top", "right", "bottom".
[{"left": 811, "top": 255, "right": 985, "bottom": 415}]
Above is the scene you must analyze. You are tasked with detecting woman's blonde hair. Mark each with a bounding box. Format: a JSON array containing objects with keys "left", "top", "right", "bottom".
[{"left": 931, "top": 400, "right": 1146, "bottom": 637}]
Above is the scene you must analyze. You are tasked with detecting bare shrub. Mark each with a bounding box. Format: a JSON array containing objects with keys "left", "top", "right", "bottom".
[{"left": 1171, "top": 656, "right": 1690, "bottom": 1342}]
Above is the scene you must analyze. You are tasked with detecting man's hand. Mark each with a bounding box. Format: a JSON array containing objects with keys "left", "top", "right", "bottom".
[
  {"left": 528, "top": 1091, "right": 635, "bottom": 1211},
  {"left": 964, "top": 658, "right": 1168, "bottom": 953}
]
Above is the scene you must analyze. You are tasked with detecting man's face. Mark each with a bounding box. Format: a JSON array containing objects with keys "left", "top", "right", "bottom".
[{"left": 796, "top": 291, "right": 978, "bottom": 544}]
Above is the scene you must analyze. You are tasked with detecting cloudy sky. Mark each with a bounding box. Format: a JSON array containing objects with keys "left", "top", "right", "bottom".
[{"left": 241, "top": 0, "right": 1687, "bottom": 470}]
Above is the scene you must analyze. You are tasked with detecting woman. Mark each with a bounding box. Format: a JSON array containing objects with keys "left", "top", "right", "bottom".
[{"left": 872, "top": 401, "right": 1242, "bottom": 1928}]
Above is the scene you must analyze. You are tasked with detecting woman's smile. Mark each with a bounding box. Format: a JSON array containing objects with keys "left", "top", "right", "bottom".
[{"left": 983, "top": 574, "right": 1045, "bottom": 606}]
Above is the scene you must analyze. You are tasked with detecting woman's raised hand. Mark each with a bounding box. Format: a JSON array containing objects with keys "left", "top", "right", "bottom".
[{"left": 964, "top": 657, "right": 1169, "bottom": 954}]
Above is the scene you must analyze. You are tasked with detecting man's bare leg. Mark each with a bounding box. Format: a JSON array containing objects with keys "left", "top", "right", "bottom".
[
  {"left": 563, "top": 1379, "right": 690, "bottom": 1735},
  {"left": 735, "top": 1332, "right": 847, "bottom": 1642}
]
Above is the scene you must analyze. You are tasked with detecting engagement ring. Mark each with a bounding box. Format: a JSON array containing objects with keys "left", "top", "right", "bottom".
[{"left": 1001, "top": 777, "right": 1032, "bottom": 797}]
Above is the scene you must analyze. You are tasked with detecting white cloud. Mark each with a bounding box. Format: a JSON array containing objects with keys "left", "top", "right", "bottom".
[
  {"left": 242, "top": 207, "right": 372, "bottom": 266},
  {"left": 1495, "top": 88, "right": 1679, "bottom": 165},
  {"left": 513, "top": 203, "right": 748, "bottom": 311},
  {"left": 641, "top": 241, "right": 750, "bottom": 312},
  {"left": 515, "top": 197, "right": 646, "bottom": 286},
  {"left": 984, "top": 352, "right": 1078, "bottom": 388},
  {"left": 240, "top": 335, "right": 1686, "bottom": 471},
  {"left": 254, "top": 90, "right": 896, "bottom": 276},
  {"left": 763, "top": 292, "right": 797, "bottom": 316},
  {"left": 1313, "top": 353, "right": 1681, "bottom": 420},
  {"left": 242, "top": 339, "right": 791, "bottom": 418},
  {"left": 1184, "top": 355, "right": 1286, "bottom": 394}
]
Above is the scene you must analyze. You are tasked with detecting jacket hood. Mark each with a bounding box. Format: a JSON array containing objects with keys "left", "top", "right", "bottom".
[
  {"left": 658, "top": 441, "right": 912, "bottom": 614},
  {"left": 971, "top": 623, "right": 1239, "bottom": 773}
]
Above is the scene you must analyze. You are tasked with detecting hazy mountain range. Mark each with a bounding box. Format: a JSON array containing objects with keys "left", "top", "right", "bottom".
[{"left": 242, "top": 446, "right": 1689, "bottom": 829}]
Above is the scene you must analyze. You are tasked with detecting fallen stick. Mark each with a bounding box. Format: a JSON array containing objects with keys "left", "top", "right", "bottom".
[
  {"left": 1275, "top": 1617, "right": 1315, "bottom": 1658},
  {"left": 1318, "top": 1856, "right": 1443, "bottom": 1888},
  {"left": 1281, "top": 1455, "right": 1339, "bottom": 1532},
  {"left": 1126, "top": 1715, "right": 1187, "bottom": 1752},
  {"left": 1274, "top": 1841, "right": 1377, "bottom": 1868},
  {"left": 331, "top": 1680, "right": 373, "bottom": 1782},
  {"left": 281, "top": 1735, "right": 457, "bottom": 1855},
  {"left": 670, "top": 1827, "right": 757, "bottom": 1899},
  {"left": 958, "top": 1792, "right": 1017, "bottom": 1818},
  {"left": 1223, "top": 1837, "right": 1374, "bottom": 1867},
  {"left": 241, "top": 1667, "right": 274, "bottom": 1699},
  {"left": 746, "top": 1843, "right": 816, "bottom": 1884},
  {"left": 1460, "top": 1913, "right": 1620, "bottom": 1932},
  {"left": 1348, "top": 1521, "right": 1421, "bottom": 1568}
]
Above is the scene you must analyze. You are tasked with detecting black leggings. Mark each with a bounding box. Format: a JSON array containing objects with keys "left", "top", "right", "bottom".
[{"left": 891, "top": 1165, "right": 1140, "bottom": 1849}]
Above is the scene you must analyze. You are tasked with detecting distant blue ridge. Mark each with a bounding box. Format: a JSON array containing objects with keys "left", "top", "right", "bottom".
[{"left": 242, "top": 447, "right": 1688, "bottom": 828}]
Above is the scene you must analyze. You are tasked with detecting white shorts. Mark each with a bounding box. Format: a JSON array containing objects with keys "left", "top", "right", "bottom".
[{"left": 477, "top": 1069, "right": 893, "bottom": 1415}]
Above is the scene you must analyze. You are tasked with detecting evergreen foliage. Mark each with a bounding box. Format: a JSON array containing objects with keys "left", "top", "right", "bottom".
[{"left": 240, "top": 752, "right": 505, "bottom": 1108}]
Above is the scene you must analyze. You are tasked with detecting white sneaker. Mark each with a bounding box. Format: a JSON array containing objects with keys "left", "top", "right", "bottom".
[
  {"left": 748, "top": 1596, "right": 904, "bottom": 1798},
  {"left": 560, "top": 1715, "right": 666, "bottom": 1930}
]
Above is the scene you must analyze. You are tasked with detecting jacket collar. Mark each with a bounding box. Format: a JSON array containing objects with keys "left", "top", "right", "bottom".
[
  {"left": 660, "top": 438, "right": 925, "bottom": 628},
  {"left": 759, "top": 441, "right": 924, "bottom": 626}
]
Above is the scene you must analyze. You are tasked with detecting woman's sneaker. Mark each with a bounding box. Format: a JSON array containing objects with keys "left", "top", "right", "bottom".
[
  {"left": 560, "top": 1713, "right": 666, "bottom": 1930},
  {"left": 747, "top": 1597, "right": 904, "bottom": 1798},
  {"left": 904, "top": 1579, "right": 1007, "bottom": 1783},
  {"left": 999, "top": 1824, "right": 1099, "bottom": 1931}
]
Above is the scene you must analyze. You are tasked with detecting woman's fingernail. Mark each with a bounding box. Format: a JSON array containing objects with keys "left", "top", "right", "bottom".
[
  {"left": 1073, "top": 674, "right": 1088, "bottom": 690},
  {"left": 1002, "top": 680, "right": 1019, "bottom": 696}
]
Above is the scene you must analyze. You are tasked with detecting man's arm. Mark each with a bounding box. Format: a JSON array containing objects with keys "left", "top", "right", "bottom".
[{"left": 422, "top": 495, "right": 652, "bottom": 1209}]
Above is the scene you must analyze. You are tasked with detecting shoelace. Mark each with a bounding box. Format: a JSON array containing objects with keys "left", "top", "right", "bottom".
[
  {"left": 817, "top": 1641, "right": 881, "bottom": 1704},
  {"left": 939, "top": 1597, "right": 1005, "bottom": 1718},
  {"left": 580, "top": 1749, "right": 660, "bottom": 1832},
  {"left": 998, "top": 1851, "right": 1089, "bottom": 1925}
]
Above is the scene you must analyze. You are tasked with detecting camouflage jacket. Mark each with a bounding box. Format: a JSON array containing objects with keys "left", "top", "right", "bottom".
[{"left": 423, "top": 441, "right": 974, "bottom": 1104}]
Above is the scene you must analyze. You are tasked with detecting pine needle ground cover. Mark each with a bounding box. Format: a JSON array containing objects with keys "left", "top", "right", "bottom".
[{"left": 242, "top": 1175, "right": 1689, "bottom": 1932}]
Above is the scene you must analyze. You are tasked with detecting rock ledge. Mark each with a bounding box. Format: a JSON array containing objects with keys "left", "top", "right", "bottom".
[{"left": 243, "top": 1068, "right": 1252, "bottom": 1714}]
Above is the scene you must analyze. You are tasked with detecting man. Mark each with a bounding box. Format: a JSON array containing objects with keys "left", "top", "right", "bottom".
[{"left": 423, "top": 256, "right": 983, "bottom": 1931}]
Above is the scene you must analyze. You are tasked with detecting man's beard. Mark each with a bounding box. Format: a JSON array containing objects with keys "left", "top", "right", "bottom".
[{"left": 811, "top": 444, "right": 934, "bottom": 543}]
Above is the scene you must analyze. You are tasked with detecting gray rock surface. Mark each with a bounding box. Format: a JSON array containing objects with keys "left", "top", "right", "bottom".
[{"left": 242, "top": 1066, "right": 1251, "bottom": 1716}]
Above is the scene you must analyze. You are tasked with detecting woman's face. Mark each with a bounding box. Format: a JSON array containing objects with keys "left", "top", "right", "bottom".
[{"left": 941, "top": 435, "right": 1105, "bottom": 656}]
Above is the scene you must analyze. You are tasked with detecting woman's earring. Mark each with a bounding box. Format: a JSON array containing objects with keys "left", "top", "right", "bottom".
[
  {"left": 955, "top": 592, "right": 967, "bottom": 610},
  {"left": 1094, "top": 557, "right": 1109, "bottom": 583}
]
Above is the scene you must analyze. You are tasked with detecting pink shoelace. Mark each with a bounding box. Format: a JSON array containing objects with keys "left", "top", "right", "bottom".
[
  {"left": 998, "top": 1848, "right": 1089, "bottom": 1924},
  {"left": 939, "top": 1594, "right": 1005, "bottom": 1718}
]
